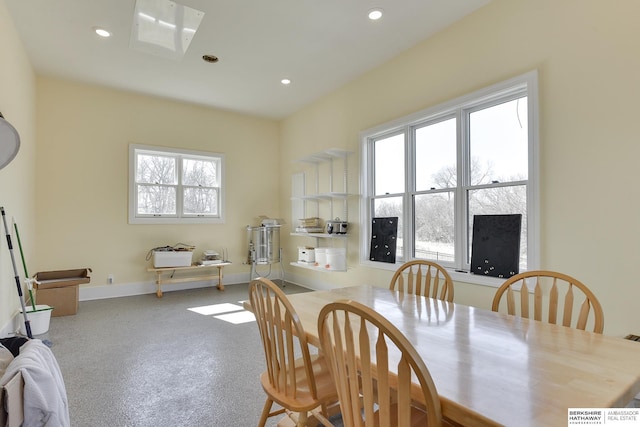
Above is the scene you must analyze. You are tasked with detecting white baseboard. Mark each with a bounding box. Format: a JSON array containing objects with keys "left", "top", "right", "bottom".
[
  {"left": 78, "top": 269, "right": 341, "bottom": 301},
  {"left": 0, "top": 318, "right": 18, "bottom": 338}
]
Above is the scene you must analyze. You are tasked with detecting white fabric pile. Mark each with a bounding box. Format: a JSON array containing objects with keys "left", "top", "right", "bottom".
[{"left": 0, "top": 339, "right": 69, "bottom": 427}]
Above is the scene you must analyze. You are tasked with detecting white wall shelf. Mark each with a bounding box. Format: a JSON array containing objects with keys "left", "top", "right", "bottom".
[
  {"left": 291, "top": 148, "right": 352, "bottom": 273},
  {"left": 290, "top": 232, "right": 347, "bottom": 239},
  {"left": 289, "top": 261, "right": 347, "bottom": 273}
]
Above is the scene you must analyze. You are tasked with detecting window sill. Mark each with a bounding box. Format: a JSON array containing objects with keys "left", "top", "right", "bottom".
[
  {"left": 448, "top": 270, "right": 504, "bottom": 289},
  {"left": 129, "top": 216, "right": 225, "bottom": 225},
  {"left": 360, "top": 259, "right": 505, "bottom": 289}
]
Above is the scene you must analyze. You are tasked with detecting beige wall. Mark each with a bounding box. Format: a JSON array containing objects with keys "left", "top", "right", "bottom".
[
  {"left": 3, "top": 0, "right": 639, "bottom": 337},
  {"left": 34, "top": 77, "right": 280, "bottom": 293},
  {"left": 280, "top": 0, "right": 640, "bottom": 337},
  {"left": 0, "top": 1, "right": 37, "bottom": 330}
]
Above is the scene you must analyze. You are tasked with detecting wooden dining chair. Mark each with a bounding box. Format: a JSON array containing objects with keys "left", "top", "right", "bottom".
[
  {"left": 390, "top": 260, "right": 454, "bottom": 302},
  {"left": 248, "top": 277, "right": 337, "bottom": 427},
  {"left": 318, "top": 300, "right": 445, "bottom": 427},
  {"left": 491, "top": 270, "right": 604, "bottom": 333}
]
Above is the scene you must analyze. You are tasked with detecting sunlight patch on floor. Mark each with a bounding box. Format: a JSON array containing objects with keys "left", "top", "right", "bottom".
[
  {"left": 187, "top": 302, "right": 256, "bottom": 324},
  {"left": 214, "top": 311, "right": 256, "bottom": 324},
  {"left": 187, "top": 303, "right": 244, "bottom": 316}
]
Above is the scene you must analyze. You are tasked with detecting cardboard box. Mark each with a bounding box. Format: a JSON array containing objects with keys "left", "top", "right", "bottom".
[
  {"left": 33, "top": 268, "right": 91, "bottom": 288},
  {"left": 153, "top": 251, "right": 193, "bottom": 268},
  {"left": 33, "top": 268, "right": 91, "bottom": 316},
  {"left": 35, "top": 286, "right": 78, "bottom": 317}
]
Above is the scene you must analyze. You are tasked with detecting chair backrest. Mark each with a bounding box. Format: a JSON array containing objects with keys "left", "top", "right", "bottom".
[
  {"left": 249, "top": 277, "right": 319, "bottom": 400},
  {"left": 389, "top": 260, "right": 454, "bottom": 302},
  {"left": 491, "top": 270, "right": 604, "bottom": 333},
  {"left": 318, "top": 300, "right": 443, "bottom": 427}
]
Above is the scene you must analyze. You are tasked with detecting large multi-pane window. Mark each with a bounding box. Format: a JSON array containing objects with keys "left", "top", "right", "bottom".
[
  {"left": 129, "top": 145, "right": 224, "bottom": 224},
  {"left": 361, "top": 72, "right": 538, "bottom": 281}
]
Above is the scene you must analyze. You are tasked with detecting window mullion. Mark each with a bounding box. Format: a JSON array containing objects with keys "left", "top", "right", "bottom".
[
  {"left": 176, "top": 155, "right": 183, "bottom": 217},
  {"left": 526, "top": 76, "right": 540, "bottom": 270},
  {"left": 457, "top": 107, "right": 470, "bottom": 270},
  {"left": 360, "top": 138, "right": 374, "bottom": 260},
  {"left": 405, "top": 126, "right": 415, "bottom": 261}
]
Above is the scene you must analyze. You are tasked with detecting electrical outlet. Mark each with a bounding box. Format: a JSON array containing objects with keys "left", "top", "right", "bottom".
[{"left": 107, "top": 274, "right": 114, "bottom": 285}]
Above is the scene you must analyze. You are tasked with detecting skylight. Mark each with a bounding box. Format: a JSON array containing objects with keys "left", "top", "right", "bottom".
[{"left": 129, "top": 0, "right": 204, "bottom": 61}]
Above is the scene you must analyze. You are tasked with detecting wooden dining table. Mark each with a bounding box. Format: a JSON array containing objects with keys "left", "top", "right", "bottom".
[{"left": 283, "top": 284, "right": 640, "bottom": 427}]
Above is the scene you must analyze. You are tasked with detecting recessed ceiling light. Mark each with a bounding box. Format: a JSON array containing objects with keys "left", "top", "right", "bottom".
[
  {"left": 368, "top": 9, "right": 383, "bottom": 20},
  {"left": 281, "top": 79, "right": 291, "bottom": 85},
  {"left": 94, "top": 27, "right": 111, "bottom": 38}
]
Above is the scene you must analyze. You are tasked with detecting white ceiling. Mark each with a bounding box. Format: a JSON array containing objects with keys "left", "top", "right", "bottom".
[{"left": 6, "top": 0, "right": 491, "bottom": 119}]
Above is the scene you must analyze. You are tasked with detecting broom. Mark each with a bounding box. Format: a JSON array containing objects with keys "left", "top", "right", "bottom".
[{"left": 1, "top": 207, "right": 32, "bottom": 338}]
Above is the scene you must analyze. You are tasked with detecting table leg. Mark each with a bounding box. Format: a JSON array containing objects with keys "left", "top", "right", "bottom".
[
  {"left": 156, "top": 272, "right": 163, "bottom": 298},
  {"left": 217, "top": 266, "right": 225, "bottom": 291}
]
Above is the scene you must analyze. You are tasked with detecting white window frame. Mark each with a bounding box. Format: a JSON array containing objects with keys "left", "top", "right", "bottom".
[
  {"left": 359, "top": 71, "right": 539, "bottom": 287},
  {"left": 129, "top": 144, "right": 225, "bottom": 224}
]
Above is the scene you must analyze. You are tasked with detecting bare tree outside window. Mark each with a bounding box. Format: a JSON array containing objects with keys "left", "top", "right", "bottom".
[
  {"left": 415, "top": 160, "right": 527, "bottom": 264},
  {"left": 414, "top": 192, "right": 455, "bottom": 261},
  {"left": 182, "top": 158, "right": 219, "bottom": 215},
  {"left": 136, "top": 154, "right": 177, "bottom": 215}
]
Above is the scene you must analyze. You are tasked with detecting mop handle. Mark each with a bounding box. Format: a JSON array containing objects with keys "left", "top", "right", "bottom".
[
  {"left": 13, "top": 221, "right": 29, "bottom": 277},
  {"left": 1, "top": 207, "right": 32, "bottom": 338}
]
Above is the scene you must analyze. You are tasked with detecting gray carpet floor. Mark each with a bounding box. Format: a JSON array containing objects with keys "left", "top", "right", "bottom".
[{"left": 38, "top": 281, "right": 311, "bottom": 427}]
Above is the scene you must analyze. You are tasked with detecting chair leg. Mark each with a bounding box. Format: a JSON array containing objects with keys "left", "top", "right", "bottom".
[
  {"left": 258, "top": 398, "right": 274, "bottom": 427},
  {"left": 324, "top": 400, "right": 341, "bottom": 419},
  {"left": 296, "top": 410, "right": 308, "bottom": 427},
  {"left": 310, "top": 406, "right": 334, "bottom": 427}
]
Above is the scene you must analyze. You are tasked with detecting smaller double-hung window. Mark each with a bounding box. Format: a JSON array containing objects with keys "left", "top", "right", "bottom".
[{"left": 129, "top": 144, "right": 224, "bottom": 224}]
